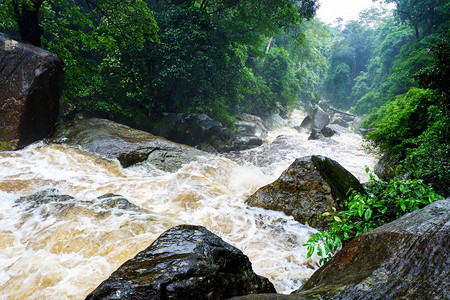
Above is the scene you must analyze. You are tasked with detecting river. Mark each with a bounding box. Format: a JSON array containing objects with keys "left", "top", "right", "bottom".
[{"left": 0, "top": 110, "right": 378, "bottom": 299}]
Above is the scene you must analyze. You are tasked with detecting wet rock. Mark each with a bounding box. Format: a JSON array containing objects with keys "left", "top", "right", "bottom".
[
  {"left": 298, "top": 116, "right": 313, "bottom": 131},
  {"left": 238, "top": 113, "right": 268, "bottom": 138},
  {"left": 307, "top": 128, "right": 322, "bottom": 140},
  {"left": 51, "top": 118, "right": 205, "bottom": 171},
  {"left": 298, "top": 108, "right": 330, "bottom": 133},
  {"left": 15, "top": 189, "right": 150, "bottom": 217},
  {"left": 85, "top": 224, "right": 276, "bottom": 300},
  {"left": 294, "top": 198, "right": 450, "bottom": 299},
  {"left": 374, "top": 151, "right": 400, "bottom": 182},
  {"left": 151, "top": 113, "right": 262, "bottom": 153},
  {"left": 307, "top": 126, "right": 336, "bottom": 140},
  {"left": 311, "top": 107, "right": 330, "bottom": 130},
  {"left": 331, "top": 117, "right": 349, "bottom": 128},
  {"left": 321, "top": 126, "right": 336, "bottom": 138},
  {"left": 236, "top": 121, "right": 258, "bottom": 136},
  {"left": 263, "top": 113, "right": 288, "bottom": 131},
  {"left": 246, "top": 155, "right": 365, "bottom": 230},
  {"left": 0, "top": 33, "right": 64, "bottom": 150},
  {"left": 230, "top": 294, "right": 305, "bottom": 300}
]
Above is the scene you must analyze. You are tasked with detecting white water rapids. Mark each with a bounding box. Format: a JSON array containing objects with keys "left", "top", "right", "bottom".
[{"left": 0, "top": 110, "right": 378, "bottom": 299}]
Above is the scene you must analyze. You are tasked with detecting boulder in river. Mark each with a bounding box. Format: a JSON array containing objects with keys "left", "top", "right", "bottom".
[
  {"left": 85, "top": 224, "right": 276, "bottom": 300},
  {"left": 331, "top": 116, "right": 350, "bottom": 128},
  {"left": 246, "top": 155, "right": 365, "bottom": 230},
  {"left": 321, "top": 126, "right": 336, "bottom": 138},
  {"left": 0, "top": 33, "right": 64, "bottom": 150},
  {"left": 238, "top": 113, "right": 268, "bottom": 138},
  {"left": 311, "top": 107, "right": 330, "bottom": 130},
  {"left": 151, "top": 113, "right": 262, "bottom": 153},
  {"left": 298, "top": 115, "right": 313, "bottom": 131},
  {"left": 294, "top": 198, "right": 450, "bottom": 299},
  {"left": 51, "top": 118, "right": 205, "bottom": 171},
  {"left": 298, "top": 107, "right": 330, "bottom": 133}
]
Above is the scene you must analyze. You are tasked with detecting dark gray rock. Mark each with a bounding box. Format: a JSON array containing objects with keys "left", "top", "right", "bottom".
[
  {"left": 321, "top": 126, "right": 336, "bottom": 138},
  {"left": 86, "top": 225, "right": 276, "bottom": 300},
  {"left": 374, "top": 151, "right": 400, "bottom": 182},
  {"left": 299, "top": 116, "right": 313, "bottom": 131},
  {"left": 246, "top": 155, "right": 365, "bottom": 230},
  {"left": 0, "top": 32, "right": 64, "bottom": 150},
  {"left": 51, "top": 118, "right": 205, "bottom": 171},
  {"left": 15, "top": 189, "right": 150, "bottom": 218},
  {"left": 294, "top": 199, "right": 450, "bottom": 300},
  {"left": 151, "top": 113, "right": 262, "bottom": 153},
  {"left": 307, "top": 128, "right": 322, "bottom": 140},
  {"left": 229, "top": 295, "right": 306, "bottom": 300}
]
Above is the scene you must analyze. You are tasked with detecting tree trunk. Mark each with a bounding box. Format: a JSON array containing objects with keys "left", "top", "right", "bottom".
[{"left": 18, "top": 0, "right": 46, "bottom": 47}]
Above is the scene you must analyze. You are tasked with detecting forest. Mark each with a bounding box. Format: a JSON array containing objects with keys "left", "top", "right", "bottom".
[{"left": 1, "top": 0, "right": 449, "bottom": 195}]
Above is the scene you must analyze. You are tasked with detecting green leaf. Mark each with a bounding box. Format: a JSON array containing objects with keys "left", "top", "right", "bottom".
[
  {"left": 400, "top": 203, "right": 406, "bottom": 211},
  {"left": 334, "top": 216, "right": 342, "bottom": 222},
  {"left": 358, "top": 205, "right": 364, "bottom": 217},
  {"left": 307, "top": 246, "right": 314, "bottom": 258},
  {"left": 364, "top": 207, "right": 373, "bottom": 220},
  {"left": 317, "top": 246, "right": 323, "bottom": 257}
]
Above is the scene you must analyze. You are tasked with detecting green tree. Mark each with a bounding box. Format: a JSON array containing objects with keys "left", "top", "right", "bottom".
[
  {"left": 322, "top": 20, "right": 375, "bottom": 109},
  {"left": 144, "top": 0, "right": 319, "bottom": 122},
  {"left": 376, "top": 0, "right": 450, "bottom": 38}
]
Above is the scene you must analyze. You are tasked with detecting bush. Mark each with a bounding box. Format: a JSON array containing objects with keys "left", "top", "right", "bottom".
[{"left": 303, "top": 169, "right": 443, "bottom": 265}]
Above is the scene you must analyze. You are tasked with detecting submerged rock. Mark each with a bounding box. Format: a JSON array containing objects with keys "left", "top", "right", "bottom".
[
  {"left": 294, "top": 198, "right": 450, "bottom": 299},
  {"left": 51, "top": 118, "right": 205, "bottom": 171},
  {"left": 331, "top": 117, "right": 349, "bottom": 128},
  {"left": 85, "top": 225, "right": 275, "bottom": 300},
  {"left": 15, "top": 189, "right": 150, "bottom": 217},
  {"left": 321, "top": 126, "right": 336, "bottom": 138},
  {"left": 0, "top": 33, "right": 64, "bottom": 150},
  {"left": 246, "top": 155, "right": 365, "bottom": 230}
]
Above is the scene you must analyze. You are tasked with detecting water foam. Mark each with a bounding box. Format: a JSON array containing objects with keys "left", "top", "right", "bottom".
[{"left": 0, "top": 112, "right": 377, "bottom": 297}]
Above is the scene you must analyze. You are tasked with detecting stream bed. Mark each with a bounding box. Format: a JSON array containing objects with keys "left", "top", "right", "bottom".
[{"left": 0, "top": 110, "right": 378, "bottom": 299}]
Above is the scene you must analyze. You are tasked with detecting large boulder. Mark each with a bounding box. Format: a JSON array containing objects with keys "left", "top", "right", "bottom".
[
  {"left": 0, "top": 33, "right": 64, "bottom": 150},
  {"left": 297, "top": 107, "right": 330, "bottom": 133},
  {"left": 85, "top": 224, "right": 276, "bottom": 300},
  {"left": 246, "top": 155, "right": 365, "bottom": 230},
  {"left": 374, "top": 150, "right": 400, "bottom": 182},
  {"left": 238, "top": 113, "right": 268, "bottom": 138},
  {"left": 51, "top": 118, "right": 205, "bottom": 171},
  {"left": 263, "top": 113, "right": 288, "bottom": 131},
  {"left": 151, "top": 113, "right": 262, "bottom": 153},
  {"left": 294, "top": 198, "right": 450, "bottom": 299},
  {"left": 311, "top": 107, "right": 330, "bottom": 130}
]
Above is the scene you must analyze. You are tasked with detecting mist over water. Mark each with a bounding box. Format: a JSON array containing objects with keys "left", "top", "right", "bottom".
[{"left": 0, "top": 110, "right": 378, "bottom": 298}]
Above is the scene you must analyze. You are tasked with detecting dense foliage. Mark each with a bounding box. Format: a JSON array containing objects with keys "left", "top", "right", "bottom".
[
  {"left": 303, "top": 169, "right": 443, "bottom": 265},
  {"left": 319, "top": 1, "right": 449, "bottom": 196},
  {"left": 306, "top": 1, "right": 449, "bottom": 264},
  {"left": 1, "top": 0, "right": 323, "bottom": 128}
]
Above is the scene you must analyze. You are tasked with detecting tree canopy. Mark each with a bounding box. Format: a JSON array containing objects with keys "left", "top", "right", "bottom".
[{"left": 1, "top": 0, "right": 319, "bottom": 127}]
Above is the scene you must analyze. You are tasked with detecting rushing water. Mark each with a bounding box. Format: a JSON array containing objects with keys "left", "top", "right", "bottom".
[{"left": 0, "top": 110, "right": 378, "bottom": 299}]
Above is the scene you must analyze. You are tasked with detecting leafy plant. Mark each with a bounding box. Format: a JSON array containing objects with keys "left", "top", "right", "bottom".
[{"left": 303, "top": 168, "right": 443, "bottom": 265}]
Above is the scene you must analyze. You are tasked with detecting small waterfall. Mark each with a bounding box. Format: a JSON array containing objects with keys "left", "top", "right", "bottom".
[{"left": 0, "top": 110, "right": 378, "bottom": 298}]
